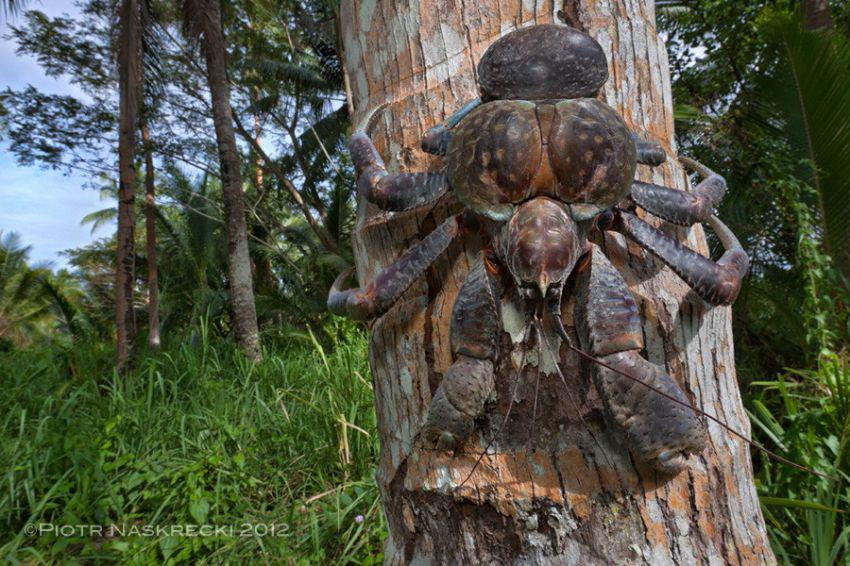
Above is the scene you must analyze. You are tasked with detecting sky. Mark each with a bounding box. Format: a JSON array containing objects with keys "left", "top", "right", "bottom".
[{"left": 0, "top": 0, "right": 115, "bottom": 268}]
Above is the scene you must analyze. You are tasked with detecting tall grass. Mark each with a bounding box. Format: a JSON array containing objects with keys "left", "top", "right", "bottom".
[
  {"left": 749, "top": 354, "right": 850, "bottom": 563},
  {"left": 0, "top": 323, "right": 384, "bottom": 564}
]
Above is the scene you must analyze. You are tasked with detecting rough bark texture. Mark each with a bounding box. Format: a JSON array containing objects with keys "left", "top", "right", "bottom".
[
  {"left": 340, "top": 1, "right": 775, "bottom": 563},
  {"left": 116, "top": 0, "right": 140, "bottom": 374},
  {"left": 196, "top": 0, "right": 261, "bottom": 361},
  {"left": 141, "top": 112, "right": 160, "bottom": 350},
  {"left": 803, "top": 0, "right": 833, "bottom": 31}
]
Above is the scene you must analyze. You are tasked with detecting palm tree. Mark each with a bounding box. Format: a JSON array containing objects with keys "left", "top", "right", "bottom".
[
  {"left": 751, "top": 13, "right": 850, "bottom": 276},
  {"left": 138, "top": 2, "right": 165, "bottom": 351},
  {"left": 0, "top": 232, "right": 49, "bottom": 347},
  {"left": 803, "top": 0, "right": 832, "bottom": 30},
  {"left": 183, "top": 0, "right": 261, "bottom": 361},
  {"left": 141, "top": 107, "right": 160, "bottom": 349},
  {"left": 116, "top": 0, "right": 142, "bottom": 374}
]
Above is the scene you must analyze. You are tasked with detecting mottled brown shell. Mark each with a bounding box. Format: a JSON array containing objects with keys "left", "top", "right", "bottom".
[
  {"left": 447, "top": 99, "right": 636, "bottom": 221},
  {"left": 548, "top": 99, "right": 637, "bottom": 212},
  {"left": 477, "top": 24, "right": 609, "bottom": 101},
  {"left": 499, "top": 197, "right": 583, "bottom": 295},
  {"left": 447, "top": 100, "right": 539, "bottom": 220}
]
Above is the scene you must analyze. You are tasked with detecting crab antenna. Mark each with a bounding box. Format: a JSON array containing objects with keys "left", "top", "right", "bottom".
[
  {"left": 458, "top": 324, "right": 531, "bottom": 489},
  {"left": 539, "top": 316, "right": 618, "bottom": 470},
  {"left": 551, "top": 317, "right": 837, "bottom": 482}
]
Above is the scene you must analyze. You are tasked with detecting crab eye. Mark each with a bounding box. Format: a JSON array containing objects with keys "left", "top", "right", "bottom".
[{"left": 594, "top": 209, "right": 615, "bottom": 231}]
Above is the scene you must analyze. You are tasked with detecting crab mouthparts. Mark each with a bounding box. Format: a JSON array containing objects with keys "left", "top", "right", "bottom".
[{"left": 505, "top": 197, "right": 583, "bottom": 307}]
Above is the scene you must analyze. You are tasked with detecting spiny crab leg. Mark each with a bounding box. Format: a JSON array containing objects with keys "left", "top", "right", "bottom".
[
  {"left": 422, "top": 255, "right": 501, "bottom": 450},
  {"left": 349, "top": 132, "right": 450, "bottom": 212},
  {"left": 631, "top": 133, "right": 667, "bottom": 167},
  {"left": 328, "top": 214, "right": 462, "bottom": 320},
  {"left": 572, "top": 246, "right": 706, "bottom": 474},
  {"left": 420, "top": 98, "right": 482, "bottom": 156},
  {"left": 630, "top": 157, "right": 727, "bottom": 225},
  {"left": 613, "top": 211, "right": 749, "bottom": 306}
]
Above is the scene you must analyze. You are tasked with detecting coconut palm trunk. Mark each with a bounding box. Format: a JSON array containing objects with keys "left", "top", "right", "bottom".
[
  {"left": 339, "top": 1, "right": 775, "bottom": 563},
  {"left": 116, "top": 0, "right": 140, "bottom": 374},
  {"left": 140, "top": 110, "right": 160, "bottom": 349},
  {"left": 803, "top": 0, "right": 832, "bottom": 31},
  {"left": 187, "top": 0, "right": 261, "bottom": 361}
]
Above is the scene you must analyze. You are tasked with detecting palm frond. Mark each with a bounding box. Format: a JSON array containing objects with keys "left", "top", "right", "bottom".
[
  {"left": 751, "top": 15, "right": 850, "bottom": 273},
  {"left": 81, "top": 206, "right": 119, "bottom": 235},
  {"left": 0, "top": 0, "right": 29, "bottom": 20}
]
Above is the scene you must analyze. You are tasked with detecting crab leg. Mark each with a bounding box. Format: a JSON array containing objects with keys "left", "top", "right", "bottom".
[
  {"left": 574, "top": 246, "right": 706, "bottom": 474},
  {"left": 613, "top": 211, "right": 749, "bottom": 306},
  {"left": 631, "top": 133, "right": 667, "bottom": 167},
  {"left": 349, "top": 132, "right": 450, "bottom": 211},
  {"left": 630, "top": 158, "right": 726, "bottom": 225},
  {"left": 328, "top": 215, "right": 462, "bottom": 320},
  {"left": 420, "top": 98, "right": 481, "bottom": 156},
  {"left": 422, "top": 255, "right": 500, "bottom": 449}
]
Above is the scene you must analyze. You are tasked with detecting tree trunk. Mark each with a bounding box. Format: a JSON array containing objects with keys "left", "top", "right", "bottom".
[
  {"left": 196, "top": 0, "right": 261, "bottom": 361},
  {"left": 116, "top": 0, "right": 140, "bottom": 374},
  {"left": 803, "top": 0, "right": 832, "bottom": 31},
  {"left": 340, "top": 1, "right": 775, "bottom": 563},
  {"left": 140, "top": 111, "right": 160, "bottom": 350}
]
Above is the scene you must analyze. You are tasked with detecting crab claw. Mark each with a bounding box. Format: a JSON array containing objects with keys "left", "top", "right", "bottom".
[{"left": 327, "top": 267, "right": 370, "bottom": 321}]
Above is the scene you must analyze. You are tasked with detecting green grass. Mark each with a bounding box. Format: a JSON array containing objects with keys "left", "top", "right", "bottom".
[
  {"left": 0, "top": 325, "right": 384, "bottom": 564},
  {"left": 749, "top": 353, "right": 850, "bottom": 564}
]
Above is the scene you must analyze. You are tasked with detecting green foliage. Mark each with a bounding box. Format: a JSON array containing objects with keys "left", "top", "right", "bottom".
[
  {"left": 749, "top": 354, "right": 850, "bottom": 564},
  {"left": 660, "top": 3, "right": 850, "bottom": 562},
  {"left": 751, "top": 13, "right": 850, "bottom": 275},
  {"left": 0, "top": 324, "right": 384, "bottom": 564}
]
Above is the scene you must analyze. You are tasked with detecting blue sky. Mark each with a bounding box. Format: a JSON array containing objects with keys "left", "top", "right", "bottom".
[{"left": 0, "top": 0, "right": 115, "bottom": 268}]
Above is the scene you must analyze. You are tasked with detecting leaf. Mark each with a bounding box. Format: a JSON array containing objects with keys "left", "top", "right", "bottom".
[
  {"left": 158, "top": 536, "right": 178, "bottom": 560},
  {"left": 189, "top": 498, "right": 209, "bottom": 524},
  {"left": 761, "top": 496, "right": 844, "bottom": 514},
  {"left": 751, "top": 15, "right": 850, "bottom": 274}
]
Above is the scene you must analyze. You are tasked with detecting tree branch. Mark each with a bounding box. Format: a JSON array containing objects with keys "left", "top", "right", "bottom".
[{"left": 231, "top": 107, "right": 339, "bottom": 253}]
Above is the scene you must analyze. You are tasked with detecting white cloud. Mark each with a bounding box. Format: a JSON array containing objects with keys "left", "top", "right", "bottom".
[{"left": 1, "top": 0, "right": 112, "bottom": 268}]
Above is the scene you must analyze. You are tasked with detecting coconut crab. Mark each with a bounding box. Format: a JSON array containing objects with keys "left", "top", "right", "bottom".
[{"left": 328, "top": 24, "right": 748, "bottom": 475}]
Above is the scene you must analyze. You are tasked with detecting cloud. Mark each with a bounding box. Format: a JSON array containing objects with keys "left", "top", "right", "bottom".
[{"left": 0, "top": 0, "right": 111, "bottom": 268}]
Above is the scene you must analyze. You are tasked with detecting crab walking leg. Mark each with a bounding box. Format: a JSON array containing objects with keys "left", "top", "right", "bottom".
[
  {"left": 420, "top": 98, "right": 481, "bottom": 156},
  {"left": 631, "top": 133, "right": 667, "bottom": 167},
  {"left": 348, "top": 132, "right": 450, "bottom": 211},
  {"left": 614, "top": 211, "right": 749, "bottom": 306},
  {"left": 631, "top": 158, "right": 726, "bottom": 225},
  {"left": 422, "top": 255, "right": 500, "bottom": 449},
  {"left": 574, "top": 246, "right": 706, "bottom": 474},
  {"left": 328, "top": 215, "right": 462, "bottom": 320}
]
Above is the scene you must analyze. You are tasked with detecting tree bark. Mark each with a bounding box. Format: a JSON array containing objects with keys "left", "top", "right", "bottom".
[
  {"left": 195, "top": 0, "right": 261, "bottom": 361},
  {"left": 116, "top": 0, "right": 140, "bottom": 374},
  {"left": 803, "top": 0, "right": 832, "bottom": 31},
  {"left": 140, "top": 111, "right": 160, "bottom": 350},
  {"left": 340, "top": 1, "right": 775, "bottom": 563}
]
